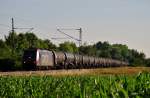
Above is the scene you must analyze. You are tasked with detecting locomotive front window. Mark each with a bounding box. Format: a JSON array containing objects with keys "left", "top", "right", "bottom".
[{"left": 23, "top": 50, "right": 36, "bottom": 59}]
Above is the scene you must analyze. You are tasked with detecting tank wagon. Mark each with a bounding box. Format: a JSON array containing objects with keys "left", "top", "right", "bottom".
[{"left": 22, "top": 48, "right": 128, "bottom": 70}]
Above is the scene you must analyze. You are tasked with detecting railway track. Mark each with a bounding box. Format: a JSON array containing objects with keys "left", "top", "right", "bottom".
[{"left": 0, "top": 67, "right": 150, "bottom": 76}]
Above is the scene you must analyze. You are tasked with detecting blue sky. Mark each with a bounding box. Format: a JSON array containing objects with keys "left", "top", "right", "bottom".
[{"left": 0, "top": 0, "right": 150, "bottom": 57}]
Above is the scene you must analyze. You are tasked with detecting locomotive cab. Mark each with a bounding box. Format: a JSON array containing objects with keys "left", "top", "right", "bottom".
[
  {"left": 22, "top": 49, "right": 38, "bottom": 70},
  {"left": 22, "top": 48, "right": 54, "bottom": 70}
]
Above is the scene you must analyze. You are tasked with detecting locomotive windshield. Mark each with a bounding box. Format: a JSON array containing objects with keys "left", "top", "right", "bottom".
[{"left": 23, "top": 50, "right": 36, "bottom": 59}]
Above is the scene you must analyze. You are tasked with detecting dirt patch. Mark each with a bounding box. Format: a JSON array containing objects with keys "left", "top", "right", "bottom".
[{"left": 0, "top": 67, "right": 150, "bottom": 76}]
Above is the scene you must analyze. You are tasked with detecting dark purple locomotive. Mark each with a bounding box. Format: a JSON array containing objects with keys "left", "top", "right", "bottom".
[{"left": 22, "top": 48, "right": 128, "bottom": 70}]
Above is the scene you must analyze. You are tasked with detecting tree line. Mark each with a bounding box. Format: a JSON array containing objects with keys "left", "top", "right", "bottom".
[{"left": 0, "top": 32, "right": 150, "bottom": 70}]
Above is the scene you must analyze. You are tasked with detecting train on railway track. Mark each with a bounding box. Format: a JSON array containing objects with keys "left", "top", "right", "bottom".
[{"left": 22, "top": 48, "right": 128, "bottom": 70}]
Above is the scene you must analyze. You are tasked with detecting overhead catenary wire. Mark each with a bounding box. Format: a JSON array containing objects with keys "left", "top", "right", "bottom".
[
  {"left": 11, "top": 18, "right": 34, "bottom": 33},
  {"left": 0, "top": 24, "right": 10, "bottom": 28},
  {"left": 55, "top": 28, "right": 82, "bottom": 47},
  {"left": 57, "top": 29, "right": 80, "bottom": 41},
  {"left": 51, "top": 37, "right": 71, "bottom": 40},
  {"left": 14, "top": 27, "right": 34, "bottom": 33}
]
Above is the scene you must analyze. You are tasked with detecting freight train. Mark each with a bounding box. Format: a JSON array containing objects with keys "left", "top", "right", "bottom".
[{"left": 22, "top": 48, "right": 128, "bottom": 70}]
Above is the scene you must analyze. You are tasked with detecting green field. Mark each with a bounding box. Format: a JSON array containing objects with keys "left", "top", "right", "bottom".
[{"left": 0, "top": 72, "right": 150, "bottom": 98}]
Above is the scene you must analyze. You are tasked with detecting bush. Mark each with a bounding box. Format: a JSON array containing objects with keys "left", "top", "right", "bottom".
[{"left": 0, "top": 58, "right": 15, "bottom": 71}]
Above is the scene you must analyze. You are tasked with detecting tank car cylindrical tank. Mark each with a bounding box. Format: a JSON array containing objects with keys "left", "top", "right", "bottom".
[
  {"left": 74, "top": 54, "right": 83, "bottom": 68},
  {"left": 99, "top": 58, "right": 105, "bottom": 67},
  {"left": 65, "top": 53, "right": 75, "bottom": 68},
  {"left": 52, "top": 51, "right": 66, "bottom": 68},
  {"left": 94, "top": 57, "right": 99, "bottom": 67},
  {"left": 89, "top": 56, "right": 95, "bottom": 67},
  {"left": 82, "top": 55, "right": 89, "bottom": 68},
  {"left": 106, "top": 59, "right": 111, "bottom": 67}
]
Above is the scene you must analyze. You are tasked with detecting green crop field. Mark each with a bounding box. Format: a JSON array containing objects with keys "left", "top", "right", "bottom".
[{"left": 0, "top": 72, "right": 150, "bottom": 98}]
